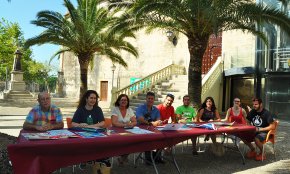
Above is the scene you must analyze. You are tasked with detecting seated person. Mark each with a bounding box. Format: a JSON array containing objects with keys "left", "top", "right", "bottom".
[
  {"left": 23, "top": 92, "right": 64, "bottom": 131},
  {"left": 196, "top": 96, "right": 221, "bottom": 143},
  {"left": 176, "top": 95, "right": 198, "bottom": 155},
  {"left": 136, "top": 91, "right": 162, "bottom": 127},
  {"left": 243, "top": 98, "right": 275, "bottom": 161},
  {"left": 72, "top": 90, "right": 104, "bottom": 128},
  {"left": 224, "top": 97, "right": 247, "bottom": 124},
  {"left": 157, "top": 93, "right": 175, "bottom": 124},
  {"left": 223, "top": 97, "right": 247, "bottom": 145},
  {"left": 111, "top": 94, "right": 137, "bottom": 165},
  {"left": 136, "top": 91, "right": 163, "bottom": 164},
  {"left": 72, "top": 90, "right": 109, "bottom": 170}
]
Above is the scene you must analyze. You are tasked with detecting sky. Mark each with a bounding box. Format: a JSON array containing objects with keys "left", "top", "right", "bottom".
[{"left": 0, "top": 0, "right": 77, "bottom": 74}]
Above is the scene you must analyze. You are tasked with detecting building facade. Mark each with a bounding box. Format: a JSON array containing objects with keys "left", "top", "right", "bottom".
[
  {"left": 59, "top": 28, "right": 221, "bottom": 108},
  {"left": 222, "top": 0, "right": 290, "bottom": 118}
]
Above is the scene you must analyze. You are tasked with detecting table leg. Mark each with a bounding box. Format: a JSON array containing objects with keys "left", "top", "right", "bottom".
[
  {"left": 234, "top": 136, "right": 245, "bottom": 165},
  {"left": 222, "top": 134, "right": 246, "bottom": 165},
  {"left": 170, "top": 148, "right": 181, "bottom": 174},
  {"left": 150, "top": 151, "right": 159, "bottom": 174}
]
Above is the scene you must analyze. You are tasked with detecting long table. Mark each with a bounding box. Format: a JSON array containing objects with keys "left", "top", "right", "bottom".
[{"left": 8, "top": 124, "right": 255, "bottom": 174}]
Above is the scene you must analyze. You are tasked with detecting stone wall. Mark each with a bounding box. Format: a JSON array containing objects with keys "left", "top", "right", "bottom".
[{"left": 222, "top": 30, "right": 256, "bottom": 70}]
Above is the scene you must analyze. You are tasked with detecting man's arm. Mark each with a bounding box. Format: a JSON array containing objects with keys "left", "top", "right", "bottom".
[
  {"left": 48, "top": 122, "right": 64, "bottom": 130},
  {"left": 23, "top": 121, "right": 64, "bottom": 131},
  {"left": 23, "top": 121, "right": 39, "bottom": 131},
  {"left": 257, "top": 122, "right": 275, "bottom": 132},
  {"left": 137, "top": 116, "right": 151, "bottom": 125}
]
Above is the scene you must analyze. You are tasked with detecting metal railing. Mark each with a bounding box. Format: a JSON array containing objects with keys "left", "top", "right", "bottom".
[
  {"left": 273, "top": 48, "right": 290, "bottom": 71},
  {"left": 114, "top": 64, "right": 186, "bottom": 99}
]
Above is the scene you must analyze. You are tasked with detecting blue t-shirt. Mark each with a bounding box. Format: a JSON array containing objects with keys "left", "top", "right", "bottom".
[{"left": 136, "top": 103, "right": 160, "bottom": 123}]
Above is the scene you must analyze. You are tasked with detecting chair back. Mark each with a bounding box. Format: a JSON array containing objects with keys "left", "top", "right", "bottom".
[
  {"left": 66, "top": 117, "right": 73, "bottom": 128},
  {"left": 104, "top": 118, "right": 112, "bottom": 128},
  {"left": 265, "top": 120, "right": 279, "bottom": 144}
]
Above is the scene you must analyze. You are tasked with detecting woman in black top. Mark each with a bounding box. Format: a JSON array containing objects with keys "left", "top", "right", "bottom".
[
  {"left": 72, "top": 90, "right": 105, "bottom": 128},
  {"left": 196, "top": 97, "right": 221, "bottom": 143}
]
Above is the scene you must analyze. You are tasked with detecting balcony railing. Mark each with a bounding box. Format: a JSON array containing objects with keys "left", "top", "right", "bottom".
[
  {"left": 273, "top": 48, "right": 290, "bottom": 72},
  {"left": 114, "top": 64, "right": 186, "bottom": 99}
]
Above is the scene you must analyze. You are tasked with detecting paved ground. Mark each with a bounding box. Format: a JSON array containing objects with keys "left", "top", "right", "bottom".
[{"left": 0, "top": 99, "right": 290, "bottom": 174}]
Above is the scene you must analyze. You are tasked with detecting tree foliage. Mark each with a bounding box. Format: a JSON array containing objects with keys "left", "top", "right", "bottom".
[
  {"left": 25, "top": 0, "right": 138, "bottom": 98},
  {"left": 113, "top": 0, "right": 290, "bottom": 108},
  {"left": 0, "top": 18, "right": 56, "bottom": 91}
]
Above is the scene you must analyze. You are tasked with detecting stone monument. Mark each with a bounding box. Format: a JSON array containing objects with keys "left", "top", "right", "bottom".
[
  {"left": 3, "top": 49, "right": 34, "bottom": 100},
  {"left": 10, "top": 50, "right": 26, "bottom": 91}
]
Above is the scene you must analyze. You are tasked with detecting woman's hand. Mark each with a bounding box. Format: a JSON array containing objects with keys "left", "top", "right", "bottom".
[
  {"left": 125, "top": 122, "right": 134, "bottom": 128},
  {"left": 79, "top": 123, "right": 88, "bottom": 127}
]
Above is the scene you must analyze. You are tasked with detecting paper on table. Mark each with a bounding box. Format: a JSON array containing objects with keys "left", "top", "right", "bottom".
[
  {"left": 75, "top": 131, "right": 107, "bottom": 138},
  {"left": 22, "top": 133, "right": 58, "bottom": 140},
  {"left": 47, "top": 130, "right": 78, "bottom": 137},
  {"left": 157, "top": 124, "right": 184, "bottom": 131},
  {"left": 125, "top": 127, "right": 155, "bottom": 134},
  {"left": 213, "top": 121, "right": 235, "bottom": 126}
]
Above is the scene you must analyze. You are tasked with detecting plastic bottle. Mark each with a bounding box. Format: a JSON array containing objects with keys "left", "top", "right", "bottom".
[{"left": 87, "top": 115, "right": 94, "bottom": 125}]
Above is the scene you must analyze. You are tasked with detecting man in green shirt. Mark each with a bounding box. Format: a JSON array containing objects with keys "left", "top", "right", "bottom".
[
  {"left": 175, "top": 95, "right": 198, "bottom": 155},
  {"left": 176, "top": 95, "right": 196, "bottom": 123}
]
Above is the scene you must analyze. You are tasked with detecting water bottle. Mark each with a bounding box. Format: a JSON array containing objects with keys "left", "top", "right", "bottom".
[{"left": 87, "top": 115, "right": 94, "bottom": 125}]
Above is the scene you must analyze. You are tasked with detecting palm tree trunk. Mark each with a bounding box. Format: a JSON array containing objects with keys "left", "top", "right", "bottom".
[
  {"left": 187, "top": 36, "right": 209, "bottom": 109},
  {"left": 78, "top": 58, "right": 90, "bottom": 99}
]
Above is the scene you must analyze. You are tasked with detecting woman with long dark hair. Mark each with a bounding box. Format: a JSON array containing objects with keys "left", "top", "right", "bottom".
[
  {"left": 72, "top": 90, "right": 109, "bottom": 170},
  {"left": 196, "top": 97, "right": 221, "bottom": 143},
  {"left": 72, "top": 90, "right": 105, "bottom": 128}
]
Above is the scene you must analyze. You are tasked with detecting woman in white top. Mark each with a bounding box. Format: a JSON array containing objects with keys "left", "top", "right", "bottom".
[{"left": 111, "top": 94, "right": 137, "bottom": 165}]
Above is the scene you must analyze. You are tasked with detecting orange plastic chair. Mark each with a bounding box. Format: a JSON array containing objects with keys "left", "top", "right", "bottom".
[
  {"left": 104, "top": 118, "right": 112, "bottom": 128},
  {"left": 261, "top": 120, "right": 279, "bottom": 161},
  {"left": 66, "top": 117, "right": 73, "bottom": 128}
]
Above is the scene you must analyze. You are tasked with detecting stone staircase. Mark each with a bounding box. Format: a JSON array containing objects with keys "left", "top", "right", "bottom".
[
  {"left": 5, "top": 90, "right": 34, "bottom": 99},
  {"left": 129, "top": 74, "right": 188, "bottom": 111}
]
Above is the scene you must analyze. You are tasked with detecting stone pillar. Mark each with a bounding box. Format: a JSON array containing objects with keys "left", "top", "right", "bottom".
[
  {"left": 56, "top": 71, "right": 64, "bottom": 97},
  {"left": 10, "top": 50, "right": 26, "bottom": 91}
]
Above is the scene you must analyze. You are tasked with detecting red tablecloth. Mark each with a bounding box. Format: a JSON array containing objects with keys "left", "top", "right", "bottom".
[{"left": 8, "top": 125, "right": 255, "bottom": 174}]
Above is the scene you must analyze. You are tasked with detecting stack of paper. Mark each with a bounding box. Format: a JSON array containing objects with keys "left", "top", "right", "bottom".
[{"left": 22, "top": 130, "right": 79, "bottom": 140}]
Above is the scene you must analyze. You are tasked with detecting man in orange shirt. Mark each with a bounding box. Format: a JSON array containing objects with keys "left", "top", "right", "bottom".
[{"left": 157, "top": 93, "right": 175, "bottom": 124}]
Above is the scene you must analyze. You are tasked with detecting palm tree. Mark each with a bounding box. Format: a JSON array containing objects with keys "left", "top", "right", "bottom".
[
  {"left": 116, "top": 0, "right": 290, "bottom": 108},
  {"left": 25, "top": 0, "right": 138, "bottom": 98}
]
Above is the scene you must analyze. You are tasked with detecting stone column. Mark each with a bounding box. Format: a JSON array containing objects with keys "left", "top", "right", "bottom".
[{"left": 56, "top": 71, "right": 64, "bottom": 97}]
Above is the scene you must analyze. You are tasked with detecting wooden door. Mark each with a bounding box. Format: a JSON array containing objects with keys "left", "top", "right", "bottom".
[{"left": 100, "top": 81, "right": 108, "bottom": 101}]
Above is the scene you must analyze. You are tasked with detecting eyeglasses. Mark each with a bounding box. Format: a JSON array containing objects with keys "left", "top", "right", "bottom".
[{"left": 234, "top": 100, "right": 240, "bottom": 103}]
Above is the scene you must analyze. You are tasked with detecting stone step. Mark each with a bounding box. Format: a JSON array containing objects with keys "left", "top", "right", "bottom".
[
  {"left": 130, "top": 100, "right": 161, "bottom": 106},
  {"left": 7, "top": 95, "right": 35, "bottom": 99}
]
